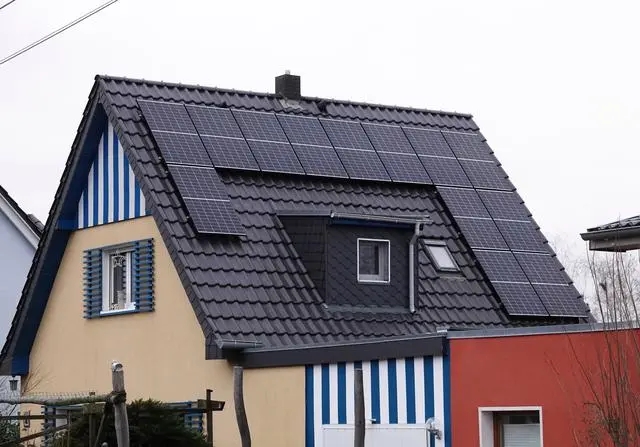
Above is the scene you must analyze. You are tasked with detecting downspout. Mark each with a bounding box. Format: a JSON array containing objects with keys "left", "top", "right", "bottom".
[{"left": 409, "top": 222, "right": 423, "bottom": 313}]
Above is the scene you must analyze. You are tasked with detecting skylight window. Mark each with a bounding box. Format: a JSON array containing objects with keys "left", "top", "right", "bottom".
[
  {"left": 424, "top": 241, "right": 459, "bottom": 272},
  {"left": 357, "top": 238, "right": 390, "bottom": 283}
]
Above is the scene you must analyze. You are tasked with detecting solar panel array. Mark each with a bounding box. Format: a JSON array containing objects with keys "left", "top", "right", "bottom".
[{"left": 137, "top": 99, "right": 586, "bottom": 318}]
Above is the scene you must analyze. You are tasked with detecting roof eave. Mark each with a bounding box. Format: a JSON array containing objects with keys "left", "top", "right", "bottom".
[
  {"left": 580, "top": 227, "right": 640, "bottom": 252},
  {"left": 222, "top": 334, "right": 447, "bottom": 368}
]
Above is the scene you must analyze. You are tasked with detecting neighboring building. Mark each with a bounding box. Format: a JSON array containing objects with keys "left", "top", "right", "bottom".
[
  {"left": 0, "top": 185, "right": 42, "bottom": 412},
  {"left": 581, "top": 215, "right": 640, "bottom": 252},
  {"left": 448, "top": 323, "right": 640, "bottom": 446},
  {"left": 0, "top": 73, "right": 589, "bottom": 446}
]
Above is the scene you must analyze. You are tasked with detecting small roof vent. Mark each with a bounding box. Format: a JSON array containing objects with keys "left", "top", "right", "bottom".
[{"left": 275, "top": 71, "right": 301, "bottom": 100}]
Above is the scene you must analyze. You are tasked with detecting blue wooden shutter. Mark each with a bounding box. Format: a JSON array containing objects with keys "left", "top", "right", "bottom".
[
  {"left": 83, "top": 248, "right": 103, "bottom": 319},
  {"left": 133, "top": 238, "right": 154, "bottom": 312}
]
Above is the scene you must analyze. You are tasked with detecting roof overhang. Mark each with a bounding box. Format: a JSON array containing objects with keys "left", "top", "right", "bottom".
[
  {"left": 580, "top": 227, "right": 640, "bottom": 252},
  {"left": 216, "top": 333, "right": 447, "bottom": 368},
  {"left": 0, "top": 188, "right": 40, "bottom": 249}
]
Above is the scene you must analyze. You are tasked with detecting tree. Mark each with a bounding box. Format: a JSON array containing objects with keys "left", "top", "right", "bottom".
[
  {"left": 52, "top": 399, "right": 209, "bottom": 447},
  {"left": 551, "top": 240, "right": 640, "bottom": 446}
]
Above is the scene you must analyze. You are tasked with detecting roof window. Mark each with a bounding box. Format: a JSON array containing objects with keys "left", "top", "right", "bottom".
[
  {"left": 424, "top": 240, "right": 459, "bottom": 272},
  {"left": 357, "top": 238, "right": 390, "bottom": 283}
]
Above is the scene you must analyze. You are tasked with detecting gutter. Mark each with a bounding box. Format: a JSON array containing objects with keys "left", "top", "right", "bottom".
[{"left": 580, "top": 226, "right": 640, "bottom": 242}]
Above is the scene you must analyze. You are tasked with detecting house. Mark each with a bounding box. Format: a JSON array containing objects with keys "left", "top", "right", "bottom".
[
  {"left": 0, "top": 184, "right": 42, "bottom": 412},
  {"left": 0, "top": 73, "right": 589, "bottom": 446},
  {"left": 448, "top": 323, "right": 640, "bottom": 446},
  {"left": 581, "top": 215, "right": 640, "bottom": 252}
]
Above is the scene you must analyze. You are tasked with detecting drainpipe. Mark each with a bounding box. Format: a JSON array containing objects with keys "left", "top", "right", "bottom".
[{"left": 409, "top": 222, "right": 423, "bottom": 313}]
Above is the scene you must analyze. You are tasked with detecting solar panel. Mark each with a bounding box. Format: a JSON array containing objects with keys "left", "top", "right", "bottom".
[
  {"left": 182, "top": 197, "right": 245, "bottom": 236},
  {"left": 232, "top": 110, "right": 288, "bottom": 142},
  {"left": 438, "top": 187, "right": 490, "bottom": 218},
  {"left": 138, "top": 100, "right": 197, "bottom": 134},
  {"left": 402, "top": 128, "right": 455, "bottom": 157},
  {"left": 533, "top": 284, "right": 587, "bottom": 317},
  {"left": 454, "top": 218, "right": 508, "bottom": 250},
  {"left": 292, "top": 144, "right": 348, "bottom": 178},
  {"left": 377, "top": 152, "right": 431, "bottom": 184},
  {"left": 494, "top": 220, "right": 547, "bottom": 252},
  {"left": 473, "top": 250, "right": 528, "bottom": 282},
  {"left": 152, "top": 132, "right": 212, "bottom": 167},
  {"left": 185, "top": 105, "right": 243, "bottom": 138},
  {"left": 320, "top": 119, "right": 373, "bottom": 150},
  {"left": 442, "top": 131, "right": 493, "bottom": 161},
  {"left": 201, "top": 136, "right": 259, "bottom": 171},
  {"left": 420, "top": 156, "right": 472, "bottom": 187},
  {"left": 167, "top": 165, "right": 229, "bottom": 201},
  {"left": 335, "top": 148, "right": 390, "bottom": 181},
  {"left": 247, "top": 140, "right": 304, "bottom": 174},
  {"left": 477, "top": 190, "right": 531, "bottom": 221},
  {"left": 514, "top": 252, "right": 570, "bottom": 285},
  {"left": 491, "top": 282, "right": 549, "bottom": 316},
  {"left": 459, "top": 160, "right": 513, "bottom": 191},
  {"left": 362, "top": 123, "right": 415, "bottom": 154},
  {"left": 277, "top": 115, "right": 332, "bottom": 147}
]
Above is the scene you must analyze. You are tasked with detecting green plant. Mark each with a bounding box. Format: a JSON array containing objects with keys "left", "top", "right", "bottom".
[{"left": 53, "top": 399, "right": 208, "bottom": 447}]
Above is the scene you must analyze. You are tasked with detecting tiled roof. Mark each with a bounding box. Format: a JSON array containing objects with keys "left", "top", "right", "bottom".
[
  {"left": 0, "top": 75, "right": 587, "bottom": 373},
  {"left": 587, "top": 215, "right": 640, "bottom": 232}
]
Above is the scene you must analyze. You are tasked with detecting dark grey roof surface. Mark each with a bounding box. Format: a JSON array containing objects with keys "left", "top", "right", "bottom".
[
  {"left": 587, "top": 215, "right": 640, "bottom": 232},
  {"left": 98, "top": 76, "right": 585, "bottom": 346},
  {"left": 1, "top": 75, "right": 587, "bottom": 374}
]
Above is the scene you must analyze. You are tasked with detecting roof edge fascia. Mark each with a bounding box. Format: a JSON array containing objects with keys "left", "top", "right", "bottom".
[
  {"left": 580, "top": 226, "right": 640, "bottom": 241},
  {"left": 223, "top": 334, "right": 447, "bottom": 368}
]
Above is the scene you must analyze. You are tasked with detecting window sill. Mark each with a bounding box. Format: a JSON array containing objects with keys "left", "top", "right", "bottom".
[{"left": 99, "top": 308, "right": 138, "bottom": 317}]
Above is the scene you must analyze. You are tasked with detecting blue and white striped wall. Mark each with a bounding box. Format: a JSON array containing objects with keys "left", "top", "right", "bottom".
[
  {"left": 305, "top": 356, "right": 450, "bottom": 447},
  {"left": 76, "top": 120, "right": 148, "bottom": 229}
]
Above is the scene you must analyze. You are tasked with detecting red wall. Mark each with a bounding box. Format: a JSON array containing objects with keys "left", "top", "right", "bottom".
[{"left": 449, "top": 329, "right": 640, "bottom": 446}]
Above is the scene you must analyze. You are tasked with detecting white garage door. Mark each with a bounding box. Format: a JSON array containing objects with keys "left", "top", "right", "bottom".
[{"left": 323, "top": 424, "right": 429, "bottom": 447}]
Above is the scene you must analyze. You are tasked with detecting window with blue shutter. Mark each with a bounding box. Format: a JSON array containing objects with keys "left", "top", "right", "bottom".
[{"left": 82, "top": 239, "right": 155, "bottom": 318}]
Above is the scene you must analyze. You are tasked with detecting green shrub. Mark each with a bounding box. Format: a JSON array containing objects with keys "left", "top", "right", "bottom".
[{"left": 53, "top": 399, "right": 208, "bottom": 447}]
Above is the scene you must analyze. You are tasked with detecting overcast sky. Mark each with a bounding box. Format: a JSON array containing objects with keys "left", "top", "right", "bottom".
[{"left": 1, "top": 0, "right": 638, "bottom": 261}]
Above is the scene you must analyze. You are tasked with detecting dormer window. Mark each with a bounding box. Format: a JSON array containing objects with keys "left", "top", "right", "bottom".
[
  {"left": 424, "top": 240, "right": 459, "bottom": 272},
  {"left": 357, "top": 238, "right": 390, "bottom": 283}
]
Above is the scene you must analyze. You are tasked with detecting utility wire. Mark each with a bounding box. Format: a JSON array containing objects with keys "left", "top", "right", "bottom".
[
  {"left": 0, "top": 0, "right": 120, "bottom": 66},
  {"left": 0, "top": 0, "right": 16, "bottom": 11}
]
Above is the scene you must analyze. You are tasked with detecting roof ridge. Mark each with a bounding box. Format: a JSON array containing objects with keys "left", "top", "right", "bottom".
[{"left": 95, "top": 74, "right": 474, "bottom": 120}]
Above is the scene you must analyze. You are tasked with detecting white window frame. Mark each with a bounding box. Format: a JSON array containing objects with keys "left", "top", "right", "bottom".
[
  {"left": 357, "top": 238, "right": 391, "bottom": 283},
  {"left": 478, "top": 406, "right": 543, "bottom": 447},
  {"left": 101, "top": 244, "right": 135, "bottom": 315},
  {"left": 424, "top": 240, "right": 459, "bottom": 272}
]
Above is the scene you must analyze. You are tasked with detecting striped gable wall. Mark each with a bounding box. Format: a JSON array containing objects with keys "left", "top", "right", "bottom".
[
  {"left": 305, "top": 356, "right": 450, "bottom": 447},
  {"left": 77, "top": 120, "right": 148, "bottom": 229}
]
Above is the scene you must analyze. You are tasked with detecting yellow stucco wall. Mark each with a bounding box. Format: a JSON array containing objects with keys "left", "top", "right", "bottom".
[{"left": 26, "top": 216, "right": 305, "bottom": 446}]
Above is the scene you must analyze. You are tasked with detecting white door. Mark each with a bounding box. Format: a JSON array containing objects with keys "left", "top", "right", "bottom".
[
  {"left": 503, "top": 424, "right": 541, "bottom": 447},
  {"left": 323, "top": 424, "right": 429, "bottom": 447}
]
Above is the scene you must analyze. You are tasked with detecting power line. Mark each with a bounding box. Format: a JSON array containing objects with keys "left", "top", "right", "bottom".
[
  {"left": 0, "top": 0, "right": 120, "bottom": 66},
  {"left": 0, "top": 0, "right": 17, "bottom": 11}
]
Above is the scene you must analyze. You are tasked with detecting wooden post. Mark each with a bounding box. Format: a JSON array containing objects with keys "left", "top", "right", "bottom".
[
  {"left": 354, "top": 368, "right": 365, "bottom": 447},
  {"left": 206, "top": 388, "right": 214, "bottom": 446},
  {"left": 233, "top": 366, "right": 251, "bottom": 447},
  {"left": 111, "top": 361, "right": 130, "bottom": 447}
]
